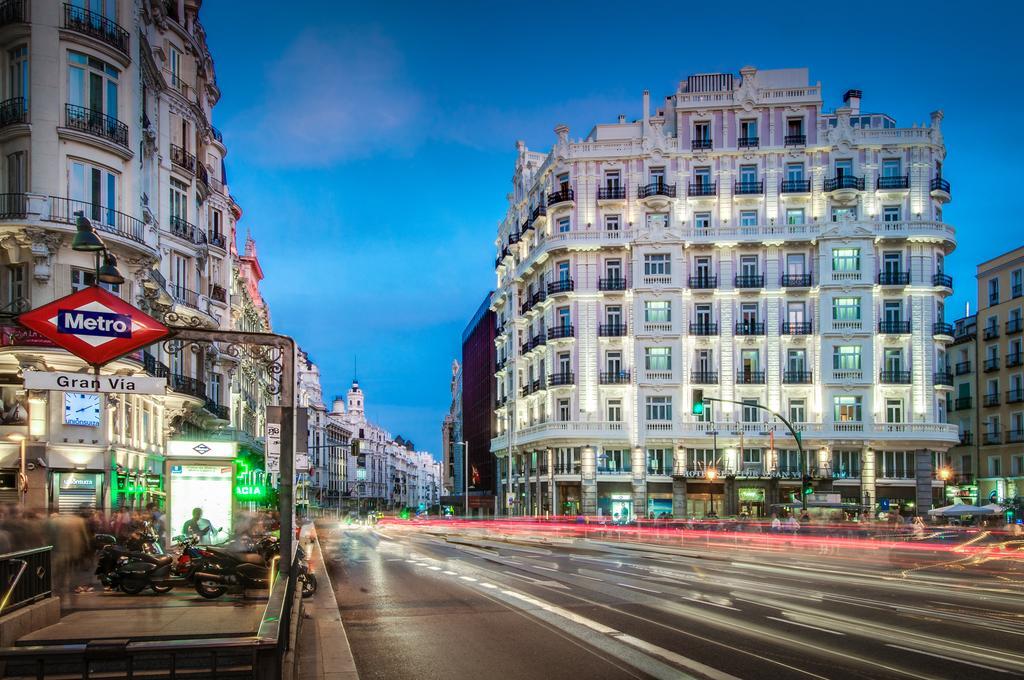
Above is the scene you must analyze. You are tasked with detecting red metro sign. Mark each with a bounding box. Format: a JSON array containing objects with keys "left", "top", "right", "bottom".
[{"left": 18, "top": 287, "right": 170, "bottom": 367}]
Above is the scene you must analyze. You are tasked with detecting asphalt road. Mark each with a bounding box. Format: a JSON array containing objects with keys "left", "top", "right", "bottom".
[{"left": 319, "top": 522, "right": 1024, "bottom": 680}]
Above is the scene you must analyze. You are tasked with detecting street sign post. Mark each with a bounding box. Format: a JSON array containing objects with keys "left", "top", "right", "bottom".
[
  {"left": 23, "top": 369, "right": 167, "bottom": 395},
  {"left": 17, "top": 287, "right": 169, "bottom": 367}
]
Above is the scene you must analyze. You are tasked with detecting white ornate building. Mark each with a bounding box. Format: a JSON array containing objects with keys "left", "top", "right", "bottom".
[{"left": 491, "top": 67, "right": 957, "bottom": 519}]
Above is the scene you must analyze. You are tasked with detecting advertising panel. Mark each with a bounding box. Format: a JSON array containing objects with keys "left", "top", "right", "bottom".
[{"left": 169, "top": 463, "right": 233, "bottom": 545}]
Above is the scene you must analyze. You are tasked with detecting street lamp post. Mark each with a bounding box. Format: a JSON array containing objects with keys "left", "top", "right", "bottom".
[
  {"left": 706, "top": 466, "right": 718, "bottom": 516},
  {"left": 7, "top": 434, "right": 26, "bottom": 507},
  {"left": 459, "top": 441, "right": 469, "bottom": 518},
  {"left": 694, "top": 397, "right": 808, "bottom": 512}
]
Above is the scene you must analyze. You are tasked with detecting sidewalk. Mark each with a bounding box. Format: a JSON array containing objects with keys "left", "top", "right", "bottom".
[{"left": 293, "top": 523, "right": 359, "bottom": 680}]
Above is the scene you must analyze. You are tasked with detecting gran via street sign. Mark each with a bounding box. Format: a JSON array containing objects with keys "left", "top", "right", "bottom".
[
  {"left": 22, "top": 370, "right": 167, "bottom": 395},
  {"left": 17, "top": 287, "right": 169, "bottom": 367}
]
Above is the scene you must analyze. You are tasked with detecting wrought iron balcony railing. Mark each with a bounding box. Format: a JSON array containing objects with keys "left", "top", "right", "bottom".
[
  {"left": 689, "top": 322, "right": 718, "bottom": 336},
  {"left": 930, "top": 176, "right": 951, "bottom": 195},
  {"left": 547, "top": 279, "right": 574, "bottom": 295},
  {"left": 547, "top": 187, "right": 574, "bottom": 205},
  {"left": 170, "top": 144, "right": 196, "bottom": 173},
  {"left": 878, "top": 320, "right": 911, "bottom": 334},
  {"left": 63, "top": 3, "right": 129, "bottom": 55},
  {"left": 638, "top": 182, "right": 676, "bottom": 199},
  {"left": 169, "top": 216, "right": 207, "bottom": 245},
  {"left": 934, "top": 371, "right": 954, "bottom": 386},
  {"left": 737, "top": 136, "right": 759, "bottom": 148},
  {"left": 781, "top": 321, "right": 813, "bottom": 335},
  {"left": 690, "top": 371, "right": 719, "bottom": 384},
  {"left": 733, "top": 180, "right": 763, "bottom": 195},
  {"left": 692, "top": 138, "right": 713, "bottom": 151},
  {"left": 933, "top": 322, "right": 954, "bottom": 336},
  {"left": 64, "top": 104, "right": 129, "bottom": 149},
  {"left": 48, "top": 196, "right": 145, "bottom": 244},
  {"left": 599, "top": 371, "right": 631, "bottom": 384},
  {"left": 0, "top": 97, "right": 26, "bottom": 128},
  {"left": 780, "top": 179, "right": 811, "bottom": 193},
  {"left": 548, "top": 371, "right": 574, "bottom": 386},
  {"left": 547, "top": 325, "right": 574, "bottom": 340},
  {"left": 598, "top": 277, "right": 628, "bottom": 291},
  {"left": 735, "top": 321, "right": 764, "bottom": 336},
  {"left": 736, "top": 371, "right": 765, "bottom": 384},
  {"left": 783, "top": 370, "right": 813, "bottom": 384},
  {"left": 879, "top": 370, "right": 911, "bottom": 384},
  {"left": 597, "top": 186, "right": 626, "bottom": 200},
  {"left": 784, "top": 134, "right": 806, "bottom": 146},
  {"left": 598, "top": 323, "right": 627, "bottom": 337},
  {"left": 687, "top": 182, "right": 717, "bottom": 197},
  {"left": 734, "top": 274, "right": 764, "bottom": 288},
  {"left": 878, "top": 271, "right": 910, "bottom": 285},
  {"left": 824, "top": 176, "right": 865, "bottom": 192},
  {"left": 781, "top": 273, "right": 812, "bottom": 287},
  {"left": 877, "top": 175, "right": 909, "bottom": 190},
  {"left": 688, "top": 275, "right": 718, "bottom": 289}
]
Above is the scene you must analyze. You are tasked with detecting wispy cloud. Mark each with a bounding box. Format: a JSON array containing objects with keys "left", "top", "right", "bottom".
[{"left": 229, "top": 29, "right": 421, "bottom": 166}]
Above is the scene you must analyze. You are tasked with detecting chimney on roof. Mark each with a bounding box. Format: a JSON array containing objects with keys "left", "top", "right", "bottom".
[
  {"left": 617, "top": 114, "right": 626, "bottom": 124},
  {"left": 843, "top": 89, "right": 862, "bottom": 114}
]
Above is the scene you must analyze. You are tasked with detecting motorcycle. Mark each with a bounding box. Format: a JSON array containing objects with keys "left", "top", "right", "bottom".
[
  {"left": 192, "top": 536, "right": 317, "bottom": 599},
  {"left": 96, "top": 533, "right": 208, "bottom": 594},
  {"left": 95, "top": 532, "right": 168, "bottom": 592}
]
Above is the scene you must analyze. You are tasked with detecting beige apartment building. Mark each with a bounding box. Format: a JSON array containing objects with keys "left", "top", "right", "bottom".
[{"left": 976, "top": 246, "right": 1024, "bottom": 504}]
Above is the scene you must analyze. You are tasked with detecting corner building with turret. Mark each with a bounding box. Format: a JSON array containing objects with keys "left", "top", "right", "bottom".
[{"left": 490, "top": 67, "right": 957, "bottom": 519}]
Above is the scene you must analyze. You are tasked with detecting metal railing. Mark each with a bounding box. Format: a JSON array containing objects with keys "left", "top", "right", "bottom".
[
  {"left": 599, "top": 371, "right": 630, "bottom": 384},
  {"left": 547, "top": 187, "right": 574, "bottom": 205},
  {"left": 933, "top": 322, "right": 954, "bottom": 336},
  {"left": 784, "top": 134, "right": 806, "bottom": 146},
  {"left": 688, "top": 275, "right": 718, "bottom": 289},
  {"left": 47, "top": 196, "right": 146, "bottom": 244},
  {"left": 878, "top": 320, "right": 911, "bottom": 334},
  {"left": 548, "top": 371, "right": 574, "bottom": 386},
  {"left": 930, "top": 176, "right": 951, "bottom": 194},
  {"left": 1008, "top": 353, "right": 1023, "bottom": 368},
  {"left": 547, "top": 325, "right": 574, "bottom": 340},
  {"left": 692, "top": 138, "right": 713, "bottom": 151},
  {"left": 780, "top": 273, "right": 812, "bottom": 287},
  {"left": 64, "top": 103, "right": 129, "bottom": 149},
  {"left": 0, "top": 547, "right": 51, "bottom": 616},
  {"left": 169, "top": 373, "right": 206, "bottom": 399},
  {"left": 934, "top": 371, "right": 954, "bottom": 386},
  {"left": 735, "top": 321, "right": 764, "bottom": 335},
  {"left": 598, "top": 277, "right": 628, "bottom": 291},
  {"left": 737, "top": 136, "right": 759, "bottom": 148},
  {"left": 0, "top": 192, "right": 26, "bottom": 219},
  {"left": 734, "top": 274, "right": 764, "bottom": 288},
  {"left": 0, "top": 96, "right": 26, "bottom": 127},
  {"left": 687, "top": 182, "right": 717, "bottom": 197},
  {"left": 598, "top": 323, "right": 627, "bottom": 337},
  {"left": 62, "top": 3, "right": 129, "bottom": 55},
  {"left": 547, "top": 279, "right": 574, "bottom": 294},
  {"left": 824, "top": 176, "right": 865, "bottom": 192},
  {"left": 0, "top": 0, "right": 26, "bottom": 26},
  {"left": 880, "top": 370, "right": 911, "bottom": 384},
  {"left": 638, "top": 182, "right": 676, "bottom": 198},
  {"left": 932, "top": 273, "right": 953, "bottom": 288},
  {"left": 170, "top": 143, "right": 197, "bottom": 173},
  {"left": 984, "top": 357, "right": 1000, "bottom": 371},
  {"left": 736, "top": 370, "right": 765, "bottom": 384},
  {"left": 983, "top": 393, "right": 1000, "bottom": 407},
  {"left": 780, "top": 179, "right": 811, "bottom": 193},
  {"left": 169, "top": 215, "right": 208, "bottom": 245},
  {"left": 781, "top": 321, "right": 812, "bottom": 335},
  {"left": 208, "top": 231, "right": 228, "bottom": 249},
  {"left": 954, "top": 396, "right": 973, "bottom": 410},
  {"left": 689, "top": 322, "right": 718, "bottom": 335},
  {"left": 209, "top": 284, "right": 227, "bottom": 303},
  {"left": 878, "top": 271, "right": 910, "bottom": 285},
  {"left": 597, "top": 186, "right": 626, "bottom": 200},
  {"left": 783, "top": 370, "right": 813, "bottom": 384},
  {"left": 1007, "top": 319, "right": 1023, "bottom": 334},
  {"left": 877, "top": 175, "right": 909, "bottom": 190},
  {"left": 690, "top": 371, "right": 719, "bottom": 384},
  {"left": 205, "top": 399, "right": 230, "bottom": 420},
  {"left": 955, "top": 361, "right": 972, "bottom": 375},
  {"left": 168, "top": 284, "right": 200, "bottom": 309},
  {"left": 733, "top": 180, "right": 763, "bottom": 195}
]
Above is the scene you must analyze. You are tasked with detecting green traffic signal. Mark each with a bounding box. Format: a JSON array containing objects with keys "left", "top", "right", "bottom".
[{"left": 692, "top": 401, "right": 705, "bottom": 415}]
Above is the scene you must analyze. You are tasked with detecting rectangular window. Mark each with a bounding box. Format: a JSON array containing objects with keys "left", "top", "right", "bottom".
[
  {"left": 606, "top": 399, "right": 622, "bottom": 422},
  {"left": 833, "top": 396, "right": 863, "bottom": 422},
  {"left": 832, "top": 450, "right": 861, "bottom": 478},
  {"left": 557, "top": 217, "right": 570, "bottom": 233},
  {"left": 647, "top": 449, "right": 673, "bottom": 475},
  {"left": 785, "top": 163, "right": 804, "bottom": 181},
  {"left": 694, "top": 212, "right": 711, "bottom": 229},
  {"left": 644, "top": 254, "right": 670, "bottom": 276},
  {"left": 740, "top": 255, "right": 758, "bottom": 277},
  {"left": 883, "top": 206, "right": 901, "bottom": 222},
  {"left": 742, "top": 399, "right": 760, "bottom": 423},
  {"left": 739, "top": 165, "right": 757, "bottom": 184},
  {"left": 833, "top": 346, "right": 862, "bottom": 370},
  {"left": 786, "top": 208, "right": 805, "bottom": 225},
  {"left": 645, "top": 396, "right": 672, "bottom": 421},
  {"left": 645, "top": 347, "right": 671, "bottom": 371},
  {"left": 832, "top": 297, "right": 861, "bottom": 321},
  {"left": 69, "top": 159, "right": 118, "bottom": 225},
  {"left": 604, "top": 214, "right": 620, "bottom": 231},
  {"left": 787, "top": 301, "right": 806, "bottom": 324},
  {"left": 169, "top": 177, "right": 188, "bottom": 222},
  {"left": 832, "top": 248, "right": 861, "bottom": 272},
  {"left": 886, "top": 398, "right": 904, "bottom": 424},
  {"left": 6, "top": 151, "right": 26, "bottom": 194},
  {"left": 789, "top": 399, "right": 806, "bottom": 423},
  {"left": 68, "top": 51, "right": 119, "bottom": 115},
  {"left": 882, "top": 159, "right": 902, "bottom": 177},
  {"left": 8, "top": 45, "right": 28, "bottom": 105},
  {"left": 604, "top": 170, "right": 620, "bottom": 188},
  {"left": 740, "top": 119, "right": 757, "bottom": 139},
  {"left": 644, "top": 300, "right": 671, "bottom": 323},
  {"left": 989, "top": 457, "right": 1002, "bottom": 477},
  {"left": 989, "top": 278, "right": 1000, "bottom": 306},
  {"left": 740, "top": 211, "right": 757, "bottom": 227},
  {"left": 558, "top": 399, "right": 570, "bottom": 422}
]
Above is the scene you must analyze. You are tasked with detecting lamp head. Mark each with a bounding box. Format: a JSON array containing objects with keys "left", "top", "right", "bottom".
[
  {"left": 706, "top": 467, "right": 718, "bottom": 481},
  {"left": 71, "top": 212, "right": 106, "bottom": 252},
  {"left": 97, "top": 251, "right": 125, "bottom": 285}
]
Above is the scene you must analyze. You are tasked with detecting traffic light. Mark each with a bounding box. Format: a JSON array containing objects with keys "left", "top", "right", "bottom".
[
  {"left": 692, "top": 397, "right": 706, "bottom": 415},
  {"left": 801, "top": 475, "right": 813, "bottom": 496}
]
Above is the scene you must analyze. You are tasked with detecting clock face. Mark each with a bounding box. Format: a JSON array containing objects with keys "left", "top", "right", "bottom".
[{"left": 64, "top": 392, "right": 101, "bottom": 427}]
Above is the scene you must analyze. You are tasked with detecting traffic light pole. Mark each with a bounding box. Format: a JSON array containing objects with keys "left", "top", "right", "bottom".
[{"left": 696, "top": 397, "right": 808, "bottom": 512}]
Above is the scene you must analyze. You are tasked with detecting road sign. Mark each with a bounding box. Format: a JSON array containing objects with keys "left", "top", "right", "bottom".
[
  {"left": 265, "top": 420, "right": 282, "bottom": 474},
  {"left": 23, "top": 369, "right": 167, "bottom": 394},
  {"left": 18, "top": 287, "right": 169, "bottom": 366}
]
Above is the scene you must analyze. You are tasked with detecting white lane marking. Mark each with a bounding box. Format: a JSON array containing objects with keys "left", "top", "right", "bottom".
[
  {"left": 459, "top": 576, "right": 477, "bottom": 582},
  {"left": 443, "top": 570, "right": 458, "bottom": 575},
  {"left": 386, "top": 558, "right": 403, "bottom": 562},
  {"left": 533, "top": 565, "right": 560, "bottom": 572},
  {"left": 766, "top": 616, "right": 845, "bottom": 636},
  {"left": 886, "top": 644, "right": 1011, "bottom": 673},
  {"left": 606, "top": 568, "right": 643, "bottom": 576},
  {"left": 404, "top": 559, "right": 417, "bottom": 563},
  {"left": 428, "top": 566, "right": 442, "bottom": 571},
  {"left": 617, "top": 582, "right": 661, "bottom": 594},
  {"left": 681, "top": 597, "right": 739, "bottom": 611},
  {"left": 480, "top": 582, "right": 497, "bottom": 589}
]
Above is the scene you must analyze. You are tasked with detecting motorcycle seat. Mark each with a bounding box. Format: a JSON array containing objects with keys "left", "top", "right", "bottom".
[
  {"left": 238, "top": 553, "right": 266, "bottom": 565},
  {"left": 137, "top": 554, "right": 173, "bottom": 567}
]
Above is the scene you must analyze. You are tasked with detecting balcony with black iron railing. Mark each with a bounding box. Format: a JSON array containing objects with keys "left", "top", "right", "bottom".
[
  {"left": 983, "top": 430, "right": 1002, "bottom": 445},
  {"left": 520, "top": 339, "right": 532, "bottom": 355},
  {"left": 824, "top": 176, "right": 865, "bottom": 192},
  {"left": 47, "top": 196, "right": 145, "bottom": 244},
  {"left": 983, "top": 325, "right": 999, "bottom": 340},
  {"left": 600, "top": 370, "right": 631, "bottom": 385},
  {"left": 780, "top": 179, "right": 811, "bottom": 193},
  {"left": 519, "top": 300, "right": 531, "bottom": 315},
  {"left": 0, "top": 0, "right": 26, "bottom": 26},
  {"left": 507, "top": 231, "right": 520, "bottom": 245},
  {"left": 547, "top": 187, "right": 574, "bottom": 206},
  {"left": 689, "top": 322, "right": 718, "bottom": 336},
  {"left": 597, "top": 186, "right": 627, "bottom": 201},
  {"left": 933, "top": 322, "right": 954, "bottom": 336},
  {"left": 784, "top": 134, "right": 807, "bottom": 146},
  {"left": 690, "top": 370, "right": 719, "bottom": 384},
  {"left": 737, "top": 136, "right": 759, "bottom": 149},
  {"left": 735, "top": 321, "right": 765, "bottom": 336},
  {"left": 984, "top": 357, "right": 1000, "bottom": 372},
  {"left": 531, "top": 290, "right": 547, "bottom": 307},
  {"left": 169, "top": 216, "right": 207, "bottom": 246},
  {"left": 209, "top": 284, "right": 227, "bottom": 304},
  {"left": 934, "top": 371, "right": 954, "bottom": 386},
  {"left": 208, "top": 230, "right": 227, "bottom": 250},
  {"left": 780, "top": 273, "right": 813, "bottom": 287},
  {"left": 531, "top": 334, "right": 546, "bottom": 350},
  {"left": 520, "top": 219, "right": 533, "bottom": 234},
  {"left": 598, "top": 277, "right": 628, "bottom": 291},
  {"left": 955, "top": 361, "right": 972, "bottom": 375},
  {"left": 781, "top": 321, "right": 813, "bottom": 335},
  {"left": 531, "top": 204, "right": 546, "bottom": 222},
  {"left": 692, "top": 138, "right": 713, "bottom": 151},
  {"left": 954, "top": 396, "right": 973, "bottom": 410},
  {"left": 734, "top": 274, "right": 764, "bottom": 289},
  {"left": 598, "top": 323, "right": 627, "bottom": 337},
  {"left": 64, "top": 103, "right": 128, "bottom": 149},
  {"left": 734, "top": 180, "right": 763, "bottom": 195},
  {"left": 983, "top": 393, "right": 1000, "bottom": 407},
  {"left": 959, "top": 431, "right": 974, "bottom": 446},
  {"left": 142, "top": 351, "right": 168, "bottom": 378},
  {"left": 877, "top": 175, "right": 910, "bottom": 190},
  {"left": 170, "top": 144, "right": 196, "bottom": 174},
  {"left": 688, "top": 275, "right": 718, "bottom": 290},
  {"left": 933, "top": 273, "right": 953, "bottom": 288},
  {"left": 1007, "top": 352, "right": 1023, "bottom": 368},
  {"left": 783, "top": 370, "right": 813, "bottom": 384},
  {"left": 547, "top": 279, "right": 574, "bottom": 295},
  {"left": 547, "top": 325, "right": 575, "bottom": 340},
  {"left": 687, "top": 182, "right": 717, "bottom": 197},
  {"left": 880, "top": 370, "right": 912, "bottom": 384},
  {"left": 930, "top": 176, "right": 951, "bottom": 196},
  {"left": 1007, "top": 319, "right": 1023, "bottom": 335},
  {"left": 638, "top": 182, "right": 676, "bottom": 199},
  {"left": 168, "top": 284, "right": 200, "bottom": 310},
  {"left": 63, "top": 3, "right": 129, "bottom": 55},
  {"left": 0, "top": 97, "right": 26, "bottom": 128},
  {"left": 204, "top": 399, "right": 230, "bottom": 420},
  {"left": 736, "top": 370, "right": 765, "bottom": 384},
  {"left": 548, "top": 371, "right": 575, "bottom": 387},
  {"left": 878, "top": 271, "right": 910, "bottom": 285},
  {"left": 0, "top": 193, "right": 25, "bottom": 220},
  {"left": 554, "top": 463, "right": 582, "bottom": 475},
  {"left": 1014, "top": 284, "right": 1023, "bottom": 299},
  {"left": 1007, "top": 388, "right": 1024, "bottom": 404},
  {"left": 878, "top": 320, "right": 911, "bottom": 334},
  {"left": 1008, "top": 429, "right": 1024, "bottom": 443}
]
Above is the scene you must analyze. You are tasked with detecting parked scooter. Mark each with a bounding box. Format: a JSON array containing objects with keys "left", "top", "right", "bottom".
[
  {"left": 95, "top": 531, "right": 166, "bottom": 592},
  {"left": 192, "top": 536, "right": 317, "bottom": 599},
  {"left": 96, "top": 533, "right": 207, "bottom": 594}
]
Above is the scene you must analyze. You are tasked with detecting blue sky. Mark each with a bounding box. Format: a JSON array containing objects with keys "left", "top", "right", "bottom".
[{"left": 201, "top": 0, "right": 1023, "bottom": 458}]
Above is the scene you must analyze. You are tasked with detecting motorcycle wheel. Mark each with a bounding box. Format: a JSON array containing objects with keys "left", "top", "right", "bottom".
[
  {"left": 300, "top": 572, "right": 317, "bottom": 598},
  {"left": 195, "top": 580, "right": 227, "bottom": 599},
  {"left": 151, "top": 584, "right": 173, "bottom": 594},
  {"left": 120, "top": 579, "right": 147, "bottom": 595}
]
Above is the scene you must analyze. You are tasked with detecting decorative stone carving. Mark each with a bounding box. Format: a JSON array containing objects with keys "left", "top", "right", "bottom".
[{"left": 24, "top": 229, "right": 64, "bottom": 282}]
